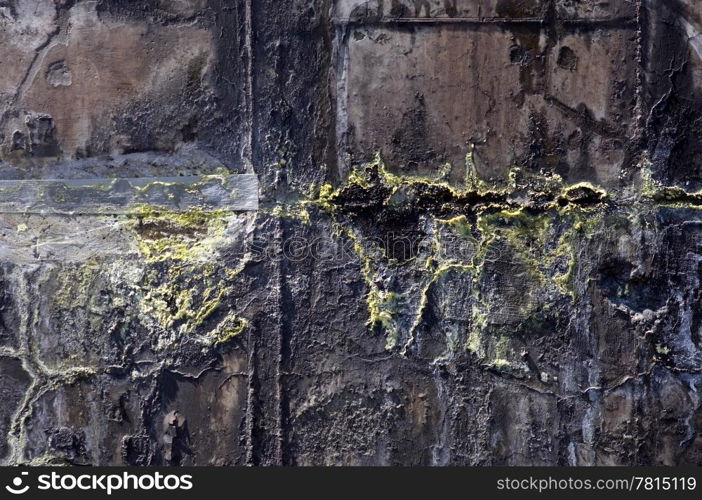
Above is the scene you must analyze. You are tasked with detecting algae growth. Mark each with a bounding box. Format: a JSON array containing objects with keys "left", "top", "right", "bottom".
[
  {"left": 126, "top": 207, "right": 251, "bottom": 347},
  {"left": 305, "top": 154, "right": 610, "bottom": 362}
]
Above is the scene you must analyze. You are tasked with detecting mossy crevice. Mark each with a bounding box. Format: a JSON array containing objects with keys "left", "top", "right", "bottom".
[
  {"left": 307, "top": 155, "right": 610, "bottom": 358},
  {"left": 129, "top": 206, "right": 232, "bottom": 263},
  {"left": 640, "top": 156, "right": 702, "bottom": 207},
  {"left": 126, "top": 207, "right": 252, "bottom": 348}
]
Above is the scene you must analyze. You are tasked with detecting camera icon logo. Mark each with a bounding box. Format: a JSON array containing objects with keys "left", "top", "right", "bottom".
[{"left": 5, "top": 471, "right": 29, "bottom": 495}]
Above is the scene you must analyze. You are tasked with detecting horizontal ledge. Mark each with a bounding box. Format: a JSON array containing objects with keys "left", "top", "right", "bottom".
[
  {"left": 0, "top": 174, "right": 259, "bottom": 215},
  {"left": 335, "top": 16, "right": 544, "bottom": 24},
  {"left": 334, "top": 16, "right": 637, "bottom": 27}
]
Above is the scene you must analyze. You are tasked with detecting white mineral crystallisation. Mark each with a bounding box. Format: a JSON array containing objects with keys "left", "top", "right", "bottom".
[
  {"left": 0, "top": 172, "right": 258, "bottom": 262},
  {"left": 0, "top": 168, "right": 260, "bottom": 463},
  {"left": 0, "top": 174, "right": 259, "bottom": 215}
]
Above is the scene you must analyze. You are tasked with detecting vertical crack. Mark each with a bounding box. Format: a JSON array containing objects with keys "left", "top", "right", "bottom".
[
  {"left": 6, "top": 264, "right": 97, "bottom": 465},
  {"left": 244, "top": 0, "right": 254, "bottom": 172}
]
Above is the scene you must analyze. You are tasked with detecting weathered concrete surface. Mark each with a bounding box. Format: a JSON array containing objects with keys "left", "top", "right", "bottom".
[
  {"left": 335, "top": 1, "right": 638, "bottom": 187},
  {"left": 1, "top": 0, "right": 248, "bottom": 172},
  {"left": 0, "top": 0, "right": 701, "bottom": 466}
]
